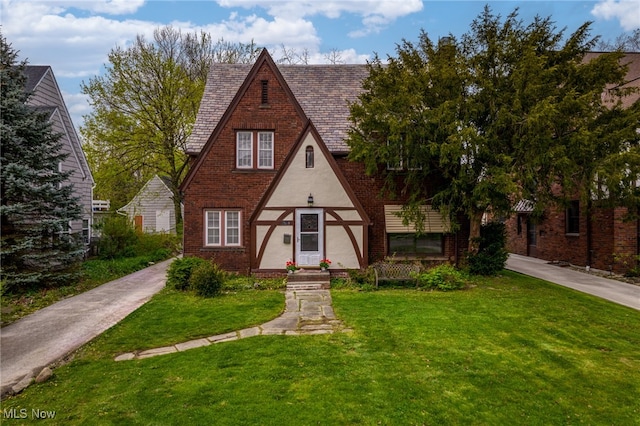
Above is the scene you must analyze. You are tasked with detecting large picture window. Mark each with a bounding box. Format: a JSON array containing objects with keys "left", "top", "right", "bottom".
[
  {"left": 236, "top": 131, "right": 274, "bottom": 169},
  {"left": 388, "top": 233, "right": 443, "bottom": 256},
  {"left": 205, "top": 210, "right": 241, "bottom": 247}
]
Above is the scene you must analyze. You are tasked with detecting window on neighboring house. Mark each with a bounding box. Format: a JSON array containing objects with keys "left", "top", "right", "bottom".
[
  {"left": 205, "top": 210, "right": 242, "bottom": 247},
  {"left": 305, "top": 146, "right": 314, "bottom": 168},
  {"left": 236, "top": 131, "right": 274, "bottom": 169},
  {"left": 82, "top": 219, "right": 90, "bottom": 244},
  {"left": 388, "top": 233, "right": 444, "bottom": 256},
  {"left": 566, "top": 200, "right": 580, "bottom": 234}
]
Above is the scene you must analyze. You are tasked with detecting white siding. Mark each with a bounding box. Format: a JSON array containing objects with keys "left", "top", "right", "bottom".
[
  {"left": 27, "top": 67, "right": 94, "bottom": 242},
  {"left": 119, "top": 175, "right": 179, "bottom": 234}
]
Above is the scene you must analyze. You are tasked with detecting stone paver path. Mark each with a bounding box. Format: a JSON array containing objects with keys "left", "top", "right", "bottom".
[{"left": 115, "top": 289, "right": 351, "bottom": 361}]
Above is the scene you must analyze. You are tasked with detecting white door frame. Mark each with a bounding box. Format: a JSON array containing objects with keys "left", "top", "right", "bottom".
[{"left": 295, "top": 208, "right": 323, "bottom": 267}]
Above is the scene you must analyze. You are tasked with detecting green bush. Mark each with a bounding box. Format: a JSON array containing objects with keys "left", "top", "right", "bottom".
[
  {"left": 467, "top": 221, "right": 509, "bottom": 276},
  {"left": 190, "top": 262, "right": 225, "bottom": 297},
  {"left": 414, "top": 264, "right": 467, "bottom": 291},
  {"left": 346, "top": 267, "right": 376, "bottom": 290},
  {"left": 134, "top": 233, "right": 180, "bottom": 258},
  {"left": 167, "top": 257, "right": 209, "bottom": 291},
  {"left": 97, "top": 215, "right": 138, "bottom": 259}
]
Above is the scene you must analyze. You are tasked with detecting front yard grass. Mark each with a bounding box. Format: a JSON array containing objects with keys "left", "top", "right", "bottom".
[{"left": 3, "top": 271, "right": 639, "bottom": 424}]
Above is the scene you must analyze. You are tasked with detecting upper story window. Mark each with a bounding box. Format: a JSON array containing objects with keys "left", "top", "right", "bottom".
[
  {"left": 386, "top": 140, "right": 421, "bottom": 171},
  {"left": 305, "top": 146, "right": 314, "bottom": 168},
  {"left": 236, "top": 131, "right": 274, "bottom": 170}
]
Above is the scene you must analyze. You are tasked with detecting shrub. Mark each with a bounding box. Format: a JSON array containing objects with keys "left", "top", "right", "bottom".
[
  {"left": 166, "top": 257, "right": 209, "bottom": 291},
  {"left": 414, "top": 264, "right": 467, "bottom": 291},
  {"left": 346, "top": 267, "right": 376, "bottom": 291},
  {"left": 467, "top": 221, "right": 509, "bottom": 276},
  {"left": 97, "top": 215, "right": 138, "bottom": 259},
  {"left": 134, "top": 233, "right": 180, "bottom": 258},
  {"left": 189, "top": 262, "right": 225, "bottom": 297}
]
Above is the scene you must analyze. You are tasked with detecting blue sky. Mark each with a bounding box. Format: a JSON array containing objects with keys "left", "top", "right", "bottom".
[{"left": 2, "top": 0, "right": 638, "bottom": 130}]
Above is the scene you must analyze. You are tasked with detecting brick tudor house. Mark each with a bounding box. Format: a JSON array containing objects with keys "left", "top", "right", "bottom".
[
  {"left": 506, "top": 52, "right": 640, "bottom": 274},
  {"left": 180, "top": 49, "right": 469, "bottom": 275}
]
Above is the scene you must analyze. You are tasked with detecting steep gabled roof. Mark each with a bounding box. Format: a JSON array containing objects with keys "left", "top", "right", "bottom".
[
  {"left": 186, "top": 55, "right": 369, "bottom": 155},
  {"left": 24, "top": 65, "right": 49, "bottom": 93},
  {"left": 23, "top": 65, "right": 94, "bottom": 185}
]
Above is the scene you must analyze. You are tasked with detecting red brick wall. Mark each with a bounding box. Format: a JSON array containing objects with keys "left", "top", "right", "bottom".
[
  {"left": 183, "top": 63, "right": 305, "bottom": 273},
  {"left": 505, "top": 204, "right": 638, "bottom": 274},
  {"left": 336, "top": 157, "right": 469, "bottom": 265},
  {"left": 184, "top": 62, "right": 470, "bottom": 273}
]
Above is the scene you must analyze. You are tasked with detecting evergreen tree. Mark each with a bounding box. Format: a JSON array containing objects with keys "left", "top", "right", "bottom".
[
  {"left": 347, "top": 7, "right": 640, "bottom": 253},
  {"left": 0, "top": 34, "right": 83, "bottom": 290}
]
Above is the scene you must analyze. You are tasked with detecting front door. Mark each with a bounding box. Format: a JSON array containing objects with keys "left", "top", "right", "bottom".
[{"left": 296, "top": 208, "right": 323, "bottom": 267}]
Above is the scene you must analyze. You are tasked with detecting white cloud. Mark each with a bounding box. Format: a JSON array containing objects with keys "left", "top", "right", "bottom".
[
  {"left": 217, "top": 0, "right": 423, "bottom": 36},
  {"left": 592, "top": 0, "right": 640, "bottom": 31},
  {"left": 62, "top": 91, "right": 92, "bottom": 125},
  {"left": 0, "top": 0, "right": 392, "bottom": 127}
]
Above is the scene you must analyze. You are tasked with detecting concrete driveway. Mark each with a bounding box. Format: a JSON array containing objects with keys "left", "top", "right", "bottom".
[
  {"left": 506, "top": 254, "right": 640, "bottom": 311},
  {"left": 1, "top": 257, "right": 175, "bottom": 396}
]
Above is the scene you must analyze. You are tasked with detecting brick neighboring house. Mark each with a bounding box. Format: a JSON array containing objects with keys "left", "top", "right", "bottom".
[
  {"left": 180, "top": 49, "right": 469, "bottom": 275},
  {"left": 24, "top": 66, "right": 95, "bottom": 246},
  {"left": 505, "top": 52, "right": 640, "bottom": 274}
]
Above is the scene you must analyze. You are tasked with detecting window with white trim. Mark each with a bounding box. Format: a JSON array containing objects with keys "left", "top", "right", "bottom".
[
  {"left": 225, "top": 211, "right": 240, "bottom": 245},
  {"left": 236, "top": 131, "right": 274, "bottom": 169},
  {"left": 206, "top": 211, "right": 220, "bottom": 245},
  {"left": 205, "top": 210, "right": 242, "bottom": 247},
  {"left": 258, "top": 132, "right": 273, "bottom": 168},
  {"left": 236, "top": 132, "right": 253, "bottom": 168}
]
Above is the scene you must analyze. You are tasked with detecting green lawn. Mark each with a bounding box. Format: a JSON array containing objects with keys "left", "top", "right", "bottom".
[{"left": 3, "top": 272, "right": 639, "bottom": 424}]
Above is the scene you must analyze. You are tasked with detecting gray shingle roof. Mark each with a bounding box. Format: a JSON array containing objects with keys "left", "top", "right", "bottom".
[
  {"left": 186, "top": 63, "right": 370, "bottom": 155},
  {"left": 24, "top": 66, "right": 50, "bottom": 93}
]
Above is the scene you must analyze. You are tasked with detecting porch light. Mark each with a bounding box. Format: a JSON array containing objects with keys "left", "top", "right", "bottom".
[{"left": 307, "top": 193, "right": 314, "bottom": 207}]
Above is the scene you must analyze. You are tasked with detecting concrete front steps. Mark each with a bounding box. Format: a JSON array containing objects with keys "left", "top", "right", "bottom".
[{"left": 286, "top": 269, "right": 330, "bottom": 290}]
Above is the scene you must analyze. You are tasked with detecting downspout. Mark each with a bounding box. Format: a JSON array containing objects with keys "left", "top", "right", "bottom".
[{"left": 586, "top": 198, "right": 593, "bottom": 269}]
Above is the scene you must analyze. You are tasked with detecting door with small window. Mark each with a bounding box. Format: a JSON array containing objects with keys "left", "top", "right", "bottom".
[{"left": 295, "top": 209, "right": 323, "bottom": 267}]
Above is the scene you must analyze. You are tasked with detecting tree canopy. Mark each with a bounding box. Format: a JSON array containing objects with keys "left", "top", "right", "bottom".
[
  {"left": 1, "top": 34, "right": 83, "bottom": 290},
  {"left": 347, "top": 7, "right": 640, "bottom": 251},
  {"left": 81, "top": 27, "right": 261, "bottom": 220}
]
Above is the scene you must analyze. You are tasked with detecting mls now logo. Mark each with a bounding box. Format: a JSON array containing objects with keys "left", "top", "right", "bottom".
[
  {"left": 3, "top": 408, "right": 56, "bottom": 419},
  {"left": 3, "top": 408, "right": 27, "bottom": 419}
]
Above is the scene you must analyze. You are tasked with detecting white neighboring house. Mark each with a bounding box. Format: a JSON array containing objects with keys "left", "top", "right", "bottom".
[
  {"left": 24, "top": 66, "right": 95, "bottom": 245},
  {"left": 118, "top": 175, "right": 181, "bottom": 234}
]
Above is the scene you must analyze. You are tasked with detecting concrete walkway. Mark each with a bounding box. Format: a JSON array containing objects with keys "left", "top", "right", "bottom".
[
  {"left": 114, "top": 289, "right": 350, "bottom": 361},
  {"left": 1, "top": 257, "right": 175, "bottom": 396},
  {"left": 506, "top": 254, "right": 640, "bottom": 311}
]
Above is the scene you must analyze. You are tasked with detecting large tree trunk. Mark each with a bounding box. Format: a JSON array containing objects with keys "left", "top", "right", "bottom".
[{"left": 467, "top": 211, "right": 484, "bottom": 255}]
